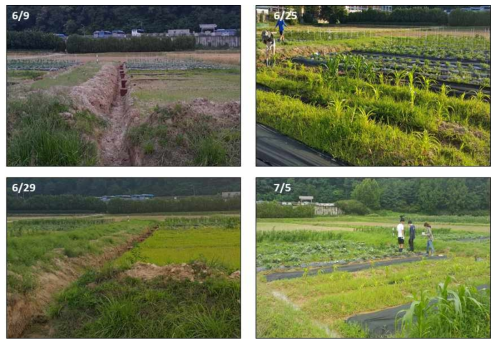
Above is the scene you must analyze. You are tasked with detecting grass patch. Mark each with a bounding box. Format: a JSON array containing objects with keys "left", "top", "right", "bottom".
[
  {"left": 30, "top": 62, "right": 100, "bottom": 90},
  {"left": 126, "top": 102, "right": 240, "bottom": 166},
  {"left": 7, "top": 70, "right": 46, "bottom": 81},
  {"left": 48, "top": 268, "right": 240, "bottom": 338},
  {"left": 7, "top": 92, "right": 101, "bottom": 166},
  {"left": 131, "top": 69, "right": 240, "bottom": 108},
  {"left": 7, "top": 219, "right": 154, "bottom": 294}
]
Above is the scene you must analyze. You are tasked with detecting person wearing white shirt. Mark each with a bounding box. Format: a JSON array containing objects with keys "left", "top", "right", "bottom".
[{"left": 397, "top": 219, "right": 405, "bottom": 252}]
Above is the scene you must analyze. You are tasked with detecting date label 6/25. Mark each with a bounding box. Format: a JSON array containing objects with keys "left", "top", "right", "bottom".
[
  {"left": 274, "top": 183, "right": 291, "bottom": 193},
  {"left": 274, "top": 11, "right": 297, "bottom": 20},
  {"left": 12, "top": 183, "right": 36, "bottom": 194}
]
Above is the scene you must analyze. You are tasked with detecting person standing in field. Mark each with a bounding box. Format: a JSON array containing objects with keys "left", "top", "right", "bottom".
[
  {"left": 424, "top": 222, "right": 435, "bottom": 256},
  {"left": 275, "top": 12, "right": 287, "bottom": 42},
  {"left": 408, "top": 220, "right": 416, "bottom": 252},
  {"left": 397, "top": 217, "right": 405, "bottom": 252}
]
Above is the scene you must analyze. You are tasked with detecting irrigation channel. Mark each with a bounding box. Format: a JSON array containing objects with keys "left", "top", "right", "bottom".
[
  {"left": 265, "top": 255, "right": 448, "bottom": 282},
  {"left": 99, "top": 63, "right": 133, "bottom": 166},
  {"left": 290, "top": 56, "right": 490, "bottom": 98},
  {"left": 256, "top": 123, "right": 343, "bottom": 166},
  {"left": 15, "top": 224, "right": 159, "bottom": 339},
  {"left": 346, "top": 284, "right": 490, "bottom": 337}
]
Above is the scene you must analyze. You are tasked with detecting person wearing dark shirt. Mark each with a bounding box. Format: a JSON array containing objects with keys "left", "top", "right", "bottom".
[{"left": 408, "top": 220, "right": 416, "bottom": 252}]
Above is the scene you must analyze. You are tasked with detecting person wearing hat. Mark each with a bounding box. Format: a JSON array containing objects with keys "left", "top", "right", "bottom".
[
  {"left": 424, "top": 222, "right": 435, "bottom": 256},
  {"left": 397, "top": 217, "right": 405, "bottom": 252},
  {"left": 408, "top": 220, "right": 416, "bottom": 252}
]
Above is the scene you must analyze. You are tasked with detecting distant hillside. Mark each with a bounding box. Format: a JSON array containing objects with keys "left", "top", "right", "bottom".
[{"left": 7, "top": 5, "right": 240, "bottom": 34}]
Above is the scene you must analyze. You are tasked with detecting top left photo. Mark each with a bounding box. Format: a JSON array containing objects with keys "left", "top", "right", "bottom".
[{"left": 6, "top": 5, "right": 241, "bottom": 167}]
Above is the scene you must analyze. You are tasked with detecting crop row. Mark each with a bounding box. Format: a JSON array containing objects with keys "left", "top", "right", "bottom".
[
  {"left": 7, "top": 59, "right": 79, "bottom": 71},
  {"left": 127, "top": 58, "right": 231, "bottom": 71},
  {"left": 257, "top": 65, "right": 489, "bottom": 166},
  {"left": 315, "top": 52, "right": 491, "bottom": 87},
  {"left": 356, "top": 35, "right": 490, "bottom": 62}
]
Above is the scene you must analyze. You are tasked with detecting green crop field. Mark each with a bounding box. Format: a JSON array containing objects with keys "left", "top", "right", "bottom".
[
  {"left": 115, "top": 225, "right": 241, "bottom": 271},
  {"left": 257, "top": 24, "right": 490, "bottom": 166},
  {"left": 256, "top": 216, "right": 490, "bottom": 338}
]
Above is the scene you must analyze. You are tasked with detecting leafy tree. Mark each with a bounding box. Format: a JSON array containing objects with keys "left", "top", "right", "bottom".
[
  {"left": 351, "top": 178, "right": 382, "bottom": 210},
  {"left": 320, "top": 6, "right": 348, "bottom": 24}
]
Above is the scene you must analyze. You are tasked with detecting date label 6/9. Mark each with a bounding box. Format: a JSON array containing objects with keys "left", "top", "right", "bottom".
[
  {"left": 12, "top": 183, "right": 36, "bottom": 194},
  {"left": 12, "top": 11, "right": 30, "bottom": 21},
  {"left": 274, "top": 183, "right": 291, "bottom": 193}
]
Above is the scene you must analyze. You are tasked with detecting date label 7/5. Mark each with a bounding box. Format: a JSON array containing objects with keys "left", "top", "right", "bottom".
[{"left": 274, "top": 183, "right": 291, "bottom": 193}]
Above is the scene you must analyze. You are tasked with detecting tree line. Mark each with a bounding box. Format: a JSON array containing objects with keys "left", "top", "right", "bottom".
[
  {"left": 257, "top": 178, "right": 490, "bottom": 215},
  {"left": 7, "top": 6, "right": 240, "bottom": 34},
  {"left": 66, "top": 35, "right": 195, "bottom": 53},
  {"left": 7, "top": 195, "right": 240, "bottom": 214},
  {"left": 300, "top": 6, "right": 489, "bottom": 26},
  {"left": 7, "top": 31, "right": 66, "bottom": 51}
]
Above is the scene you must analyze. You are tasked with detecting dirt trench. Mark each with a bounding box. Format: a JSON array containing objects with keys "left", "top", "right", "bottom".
[
  {"left": 7, "top": 225, "right": 158, "bottom": 338},
  {"left": 70, "top": 63, "right": 139, "bottom": 166}
]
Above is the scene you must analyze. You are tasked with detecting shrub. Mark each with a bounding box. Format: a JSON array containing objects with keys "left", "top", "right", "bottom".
[
  {"left": 7, "top": 31, "right": 66, "bottom": 51},
  {"left": 66, "top": 35, "right": 195, "bottom": 54},
  {"left": 257, "top": 202, "right": 314, "bottom": 218},
  {"left": 335, "top": 200, "right": 370, "bottom": 215}
]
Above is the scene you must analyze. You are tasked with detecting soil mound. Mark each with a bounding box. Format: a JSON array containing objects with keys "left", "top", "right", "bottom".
[
  {"left": 123, "top": 261, "right": 215, "bottom": 282},
  {"left": 70, "top": 64, "right": 119, "bottom": 118},
  {"left": 129, "top": 99, "right": 240, "bottom": 166}
]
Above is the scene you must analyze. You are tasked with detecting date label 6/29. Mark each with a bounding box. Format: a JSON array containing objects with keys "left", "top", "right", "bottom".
[
  {"left": 12, "top": 183, "right": 36, "bottom": 194},
  {"left": 274, "top": 183, "right": 291, "bottom": 193}
]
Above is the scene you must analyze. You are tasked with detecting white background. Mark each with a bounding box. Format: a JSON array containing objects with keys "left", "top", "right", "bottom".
[{"left": 0, "top": 0, "right": 495, "bottom": 342}]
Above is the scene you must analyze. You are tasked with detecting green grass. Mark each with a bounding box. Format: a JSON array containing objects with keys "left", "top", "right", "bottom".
[
  {"left": 115, "top": 225, "right": 240, "bottom": 272},
  {"left": 47, "top": 268, "right": 240, "bottom": 338},
  {"left": 257, "top": 282, "right": 330, "bottom": 338},
  {"left": 42, "top": 216, "right": 241, "bottom": 338},
  {"left": 126, "top": 102, "right": 240, "bottom": 166},
  {"left": 7, "top": 219, "right": 154, "bottom": 294},
  {"left": 7, "top": 70, "right": 46, "bottom": 81},
  {"left": 7, "top": 92, "right": 102, "bottom": 166},
  {"left": 131, "top": 69, "right": 240, "bottom": 107},
  {"left": 258, "top": 256, "right": 489, "bottom": 338},
  {"left": 30, "top": 62, "right": 100, "bottom": 90},
  {"left": 256, "top": 65, "right": 489, "bottom": 166}
]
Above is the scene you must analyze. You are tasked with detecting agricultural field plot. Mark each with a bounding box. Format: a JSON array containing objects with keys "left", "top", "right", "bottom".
[
  {"left": 7, "top": 217, "right": 156, "bottom": 338},
  {"left": 7, "top": 215, "right": 241, "bottom": 338},
  {"left": 256, "top": 26, "right": 490, "bottom": 166},
  {"left": 257, "top": 227, "right": 490, "bottom": 338},
  {"left": 7, "top": 51, "right": 241, "bottom": 167},
  {"left": 258, "top": 214, "right": 491, "bottom": 233}
]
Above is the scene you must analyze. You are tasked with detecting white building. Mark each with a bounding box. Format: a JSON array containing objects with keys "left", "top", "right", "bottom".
[{"left": 345, "top": 5, "right": 392, "bottom": 13}]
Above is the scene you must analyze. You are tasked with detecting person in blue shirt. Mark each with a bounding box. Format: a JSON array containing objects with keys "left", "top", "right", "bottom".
[
  {"left": 275, "top": 15, "right": 287, "bottom": 42},
  {"left": 408, "top": 220, "right": 416, "bottom": 252}
]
